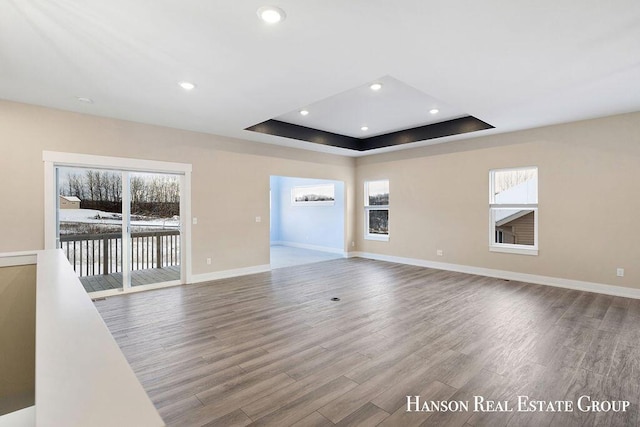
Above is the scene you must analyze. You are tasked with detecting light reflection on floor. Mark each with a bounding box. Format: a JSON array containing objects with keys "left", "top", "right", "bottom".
[{"left": 270, "top": 245, "right": 344, "bottom": 269}]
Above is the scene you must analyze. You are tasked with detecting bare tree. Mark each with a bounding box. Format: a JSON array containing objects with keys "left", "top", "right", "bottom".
[
  {"left": 86, "top": 170, "right": 96, "bottom": 200},
  {"left": 130, "top": 176, "right": 145, "bottom": 204},
  {"left": 61, "top": 169, "right": 180, "bottom": 212},
  {"left": 493, "top": 169, "right": 536, "bottom": 195}
]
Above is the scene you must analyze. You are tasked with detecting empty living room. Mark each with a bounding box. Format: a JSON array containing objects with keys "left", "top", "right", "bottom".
[{"left": 1, "top": 1, "right": 639, "bottom": 426}]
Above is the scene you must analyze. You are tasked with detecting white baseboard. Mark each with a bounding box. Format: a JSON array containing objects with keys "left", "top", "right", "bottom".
[
  {"left": 191, "top": 264, "right": 271, "bottom": 284},
  {"left": 88, "top": 279, "right": 183, "bottom": 299},
  {"left": 352, "top": 252, "right": 640, "bottom": 300},
  {"left": 87, "top": 263, "right": 272, "bottom": 297},
  {"left": 272, "top": 241, "right": 346, "bottom": 256}
]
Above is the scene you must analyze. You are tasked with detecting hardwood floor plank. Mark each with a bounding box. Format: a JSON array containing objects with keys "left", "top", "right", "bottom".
[
  {"left": 241, "top": 352, "right": 370, "bottom": 421},
  {"left": 92, "top": 258, "right": 640, "bottom": 427},
  {"left": 156, "top": 395, "right": 202, "bottom": 426},
  {"left": 201, "top": 409, "right": 253, "bottom": 427},
  {"left": 599, "top": 296, "right": 630, "bottom": 332},
  {"left": 149, "top": 365, "right": 244, "bottom": 409},
  {"left": 580, "top": 329, "right": 619, "bottom": 375},
  {"left": 289, "top": 411, "right": 333, "bottom": 427},
  {"left": 172, "top": 373, "right": 295, "bottom": 426},
  {"left": 370, "top": 350, "right": 455, "bottom": 413},
  {"left": 247, "top": 376, "right": 359, "bottom": 426},
  {"left": 318, "top": 353, "right": 425, "bottom": 423},
  {"left": 333, "top": 402, "right": 389, "bottom": 427},
  {"left": 345, "top": 342, "right": 426, "bottom": 384},
  {"left": 605, "top": 342, "right": 640, "bottom": 401}
]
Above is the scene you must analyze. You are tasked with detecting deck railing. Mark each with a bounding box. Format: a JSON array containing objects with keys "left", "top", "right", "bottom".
[{"left": 59, "top": 230, "right": 180, "bottom": 277}]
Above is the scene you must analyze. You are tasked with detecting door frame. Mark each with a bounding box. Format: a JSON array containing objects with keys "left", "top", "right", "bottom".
[{"left": 43, "top": 151, "right": 193, "bottom": 289}]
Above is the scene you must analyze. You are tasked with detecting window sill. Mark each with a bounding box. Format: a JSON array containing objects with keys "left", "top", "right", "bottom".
[
  {"left": 365, "top": 234, "right": 389, "bottom": 242},
  {"left": 490, "top": 245, "right": 538, "bottom": 256}
]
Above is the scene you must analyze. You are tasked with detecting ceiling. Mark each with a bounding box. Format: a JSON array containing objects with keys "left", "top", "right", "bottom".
[
  {"left": 274, "top": 75, "right": 465, "bottom": 138},
  {"left": 1, "top": 1, "right": 639, "bottom": 157}
]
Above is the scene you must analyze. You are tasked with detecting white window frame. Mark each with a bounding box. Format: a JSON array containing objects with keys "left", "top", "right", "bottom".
[
  {"left": 364, "top": 180, "right": 389, "bottom": 242},
  {"left": 489, "top": 167, "right": 538, "bottom": 256}
]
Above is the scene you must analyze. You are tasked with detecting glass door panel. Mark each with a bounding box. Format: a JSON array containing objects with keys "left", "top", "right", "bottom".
[
  {"left": 129, "top": 172, "right": 181, "bottom": 287},
  {"left": 56, "top": 166, "right": 124, "bottom": 292}
]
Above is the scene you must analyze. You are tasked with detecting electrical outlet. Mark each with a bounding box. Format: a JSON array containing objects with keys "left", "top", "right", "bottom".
[
  {"left": 617, "top": 268, "right": 624, "bottom": 277},
  {"left": 206, "top": 258, "right": 211, "bottom": 265},
  {"left": 255, "top": 216, "right": 261, "bottom": 223},
  {"left": 436, "top": 249, "right": 443, "bottom": 256},
  {"left": 192, "top": 217, "right": 198, "bottom": 225}
]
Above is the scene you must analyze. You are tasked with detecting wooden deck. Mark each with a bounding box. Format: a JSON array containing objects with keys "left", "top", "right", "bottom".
[
  {"left": 80, "top": 265, "right": 180, "bottom": 292},
  {"left": 95, "top": 258, "right": 640, "bottom": 426}
]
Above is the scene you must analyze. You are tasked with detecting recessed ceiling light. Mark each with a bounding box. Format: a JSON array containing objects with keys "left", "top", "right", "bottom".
[
  {"left": 430, "top": 108, "right": 439, "bottom": 114},
  {"left": 76, "top": 97, "right": 93, "bottom": 104},
  {"left": 370, "top": 83, "right": 382, "bottom": 91},
  {"left": 299, "top": 109, "right": 309, "bottom": 116},
  {"left": 361, "top": 126, "right": 369, "bottom": 131},
  {"left": 178, "top": 81, "right": 196, "bottom": 91},
  {"left": 257, "top": 6, "right": 286, "bottom": 24}
]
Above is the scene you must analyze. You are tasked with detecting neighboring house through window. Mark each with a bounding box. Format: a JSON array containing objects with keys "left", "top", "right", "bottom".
[
  {"left": 489, "top": 167, "right": 538, "bottom": 255},
  {"left": 365, "top": 180, "right": 389, "bottom": 241}
]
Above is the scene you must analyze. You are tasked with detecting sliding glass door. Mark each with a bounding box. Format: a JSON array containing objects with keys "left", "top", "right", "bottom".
[{"left": 55, "top": 166, "right": 181, "bottom": 294}]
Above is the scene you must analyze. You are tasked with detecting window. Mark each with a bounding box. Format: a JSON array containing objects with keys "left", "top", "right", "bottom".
[
  {"left": 489, "top": 167, "right": 538, "bottom": 255},
  {"left": 365, "top": 180, "right": 389, "bottom": 241}
]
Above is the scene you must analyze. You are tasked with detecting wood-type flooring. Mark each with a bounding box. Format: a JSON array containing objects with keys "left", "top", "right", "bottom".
[{"left": 95, "top": 258, "right": 640, "bottom": 426}]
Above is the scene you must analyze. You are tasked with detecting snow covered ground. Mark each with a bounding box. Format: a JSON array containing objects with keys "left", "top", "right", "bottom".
[{"left": 59, "top": 208, "right": 179, "bottom": 230}]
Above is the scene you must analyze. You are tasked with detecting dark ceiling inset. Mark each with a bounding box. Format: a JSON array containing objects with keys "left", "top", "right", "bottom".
[{"left": 246, "top": 116, "right": 494, "bottom": 151}]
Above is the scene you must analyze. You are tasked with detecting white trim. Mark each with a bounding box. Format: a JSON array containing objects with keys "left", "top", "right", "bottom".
[
  {"left": 42, "top": 151, "right": 192, "bottom": 173},
  {"left": 121, "top": 171, "right": 131, "bottom": 289},
  {"left": 0, "top": 251, "right": 38, "bottom": 267},
  {"left": 87, "top": 279, "right": 182, "bottom": 299},
  {"left": 364, "top": 234, "right": 389, "bottom": 242},
  {"left": 44, "top": 160, "right": 56, "bottom": 250},
  {"left": 181, "top": 173, "right": 192, "bottom": 284},
  {"left": 89, "top": 264, "right": 273, "bottom": 295},
  {"left": 191, "top": 264, "right": 271, "bottom": 284},
  {"left": 352, "top": 251, "right": 640, "bottom": 300},
  {"left": 490, "top": 245, "right": 538, "bottom": 256},
  {"left": 271, "top": 241, "right": 346, "bottom": 255}
]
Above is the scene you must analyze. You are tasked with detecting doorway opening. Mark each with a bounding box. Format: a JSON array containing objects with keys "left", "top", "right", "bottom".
[{"left": 270, "top": 176, "right": 345, "bottom": 269}]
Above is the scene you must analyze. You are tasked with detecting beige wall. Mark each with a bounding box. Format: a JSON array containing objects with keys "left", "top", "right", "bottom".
[
  {"left": 356, "top": 112, "right": 640, "bottom": 288},
  {"left": 0, "top": 100, "right": 355, "bottom": 274},
  {"left": 0, "top": 264, "right": 36, "bottom": 415},
  {"left": 1, "top": 99, "right": 638, "bottom": 289}
]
